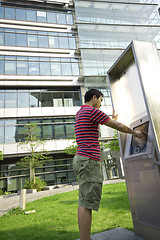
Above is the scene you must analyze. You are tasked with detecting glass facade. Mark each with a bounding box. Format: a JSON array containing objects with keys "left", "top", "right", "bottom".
[
  {"left": 75, "top": 0, "right": 160, "bottom": 75},
  {"left": 0, "top": 158, "right": 76, "bottom": 191},
  {"left": 0, "top": 56, "right": 80, "bottom": 76},
  {"left": 0, "top": 3, "right": 73, "bottom": 24},
  {"left": 0, "top": 117, "right": 75, "bottom": 144},
  {"left": 0, "top": 28, "right": 77, "bottom": 49},
  {"left": 0, "top": 88, "right": 81, "bottom": 108}
]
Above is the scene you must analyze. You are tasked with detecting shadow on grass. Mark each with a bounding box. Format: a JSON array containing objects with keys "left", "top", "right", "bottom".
[{"left": 0, "top": 225, "right": 79, "bottom": 240}]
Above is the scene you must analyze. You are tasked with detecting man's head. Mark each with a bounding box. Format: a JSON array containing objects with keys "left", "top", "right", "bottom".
[{"left": 84, "top": 89, "right": 103, "bottom": 109}]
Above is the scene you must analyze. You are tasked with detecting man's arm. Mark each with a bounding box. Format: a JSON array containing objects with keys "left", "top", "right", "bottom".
[{"left": 104, "top": 119, "right": 142, "bottom": 138}]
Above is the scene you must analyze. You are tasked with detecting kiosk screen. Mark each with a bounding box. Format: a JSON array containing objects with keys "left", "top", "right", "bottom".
[{"left": 130, "top": 121, "right": 149, "bottom": 155}]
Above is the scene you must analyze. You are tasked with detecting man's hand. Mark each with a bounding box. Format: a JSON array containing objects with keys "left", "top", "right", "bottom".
[
  {"left": 112, "top": 109, "right": 118, "bottom": 121},
  {"left": 134, "top": 130, "right": 142, "bottom": 138}
]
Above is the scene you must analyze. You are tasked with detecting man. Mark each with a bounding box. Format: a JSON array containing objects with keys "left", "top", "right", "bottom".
[{"left": 73, "top": 89, "right": 142, "bottom": 240}]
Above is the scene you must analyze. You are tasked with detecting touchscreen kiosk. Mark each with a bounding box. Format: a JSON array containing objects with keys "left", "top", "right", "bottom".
[
  {"left": 130, "top": 121, "right": 149, "bottom": 155},
  {"left": 124, "top": 116, "right": 154, "bottom": 160}
]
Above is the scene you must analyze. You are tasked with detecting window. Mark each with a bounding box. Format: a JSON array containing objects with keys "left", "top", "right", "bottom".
[
  {"left": 5, "top": 61, "right": 16, "bottom": 74},
  {"left": 54, "top": 118, "right": 65, "bottom": 139},
  {"left": 17, "top": 61, "right": 28, "bottom": 75},
  {"left": 5, "top": 92, "right": 17, "bottom": 108},
  {"left": 30, "top": 92, "right": 41, "bottom": 107},
  {"left": 29, "top": 62, "right": 39, "bottom": 75},
  {"left": 5, "top": 7, "right": 15, "bottom": 20},
  {"left": 51, "top": 62, "right": 61, "bottom": 75},
  {"left": 28, "top": 34, "right": 38, "bottom": 47},
  {"left": 18, "top": 92, "right": 29, "bottom": 108},
  {"left": 40, "top": 62, "right": 50, "bottom": 75},
  {"left": 38, "top": 35, "right": 49, "bottom": 48},
  {"left": 47, "top": 12, "right": 56, "bottom": 23},
  {"left": 57, "top": 13, "right": 66, "bottom": 24},
  {"left": 26, "top": 10, "right": 36, "bottom": 22},
  {"left": 16, "top": 33, "right": 27, "bottom": 47},
  {"left": 0, "top": 92, "right": 4, "bottom": 108},
  {"left": 49, "top": 36, "right": 59, "bottom": 48},
  {"left": 37, "top": 11, "right": 47, "bottom": 22},
  {"left": 5, "top": 33, "right": 16, "bottom": 46},
  {"left": 40, "top": 92, "right": 53, "bottom": 107},
  {"left": 61, "top": 62, "right": 72, "bottom": 75},
  {"left": 0, "top": 59, "right": 4, "bottom": 74},
  {"left": 0, "top": 32, "right": 4, "bottom": 45},
  {"left": 16, "top": 8, "right": 26, "bottom": 21}
]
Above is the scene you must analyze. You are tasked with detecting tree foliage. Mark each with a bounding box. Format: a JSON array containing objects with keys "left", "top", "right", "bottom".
[
  {"left": 0, "top": 151, "right": 3, "bottom": 161},
  {"left": 104, "top": 131, "right": 120, "bottom": 151},
  {"left": 63, "top": 135, "right": 77, "bottom": 155},
  {"left": 18, "top": 122, "right": 53, "bottom": 183}
]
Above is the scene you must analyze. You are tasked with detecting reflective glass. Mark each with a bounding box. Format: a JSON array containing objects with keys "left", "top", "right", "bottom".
[
  {"left": 63, "top": 92, "right": 73, "bottom": 107},
  {"left": 40, "top": 92, "right": 53, "bottom": 107},
  {"left": 38, "top": 35, "right": 49, "bottom": 48},
  {"left": 0, "top": 126, "right": 4, "bottom": 144},
  {"left": 17, "top": 125, "right": 28, "bottom": 142},
  {"left": 73, "top": 92, "right": 81, "bottom": 106},
  {"left": 17, "top": 61, "right": 28, "bottom": 75},
  {"left": 71, "top": 63, "right": 79, "bottom": 75},
  {"left": 18, "top": 93, "right": 29, "bottom": 108},
  {"left": 54, "top": 123, "right": 65, "bottom": 139},
  {"left": 5, "top": 61, "right": 16, "bottom": 75},
  {"left": 40, "top": 62, "right": 50, "bottom": 75},
  {"left": 61, "top": 62, "right": 72, "bottom": 75},
  {"left": 53, "top": 92, "right": 63, "bottom": 107},
  {"left": 5, "top": 33, "right": 16, "bottom": 46},
  {"left": 42, "top": 124, "right": 53, "bottom": 139},
  {"left": 5, "top": 126, "right": 16, "bottom": 143},
  {"left": 16, "top": 8, "right": 26, "bottom": 21},
  {"left": 51, "top": 62, "right": 61, "bottom": 75},
  {"left": 37, "top": 11, "right": 47, "bottom": 22},
  {"left": 0, "top": 60, "right": 4, "bottom": 74},
  {"left": 69, "top": 37, "right": 76, "bottom": 49},
  {"left": 49, "top": 36, "right": 59, "bottom": 48},
  {"left": 0, "top": 7, "right": 4, "bottom": 18},
  {"left": 26, "top": 10, "right": 36, "bottom": 21},
  {"left": 57, "top": 13, "right": 66, "bottom": 24},
  {"left": 59, "top": 37, "right": 69, "bottom": 48},
  {"left": 28, "top": 35, "right": 38, "bottom": 47},
  {"left": 47, "top": 12, "right": 56, "bottom": 23},
  {"left": 30, "top": 92, "right": 41, "bottom": 107},
  {"left": 5, "top": 7, "right": 15, "bottom": 20},
  {"left": 0, "top": 92, "right": 4, "bottom": 108},
  {"left": 0, "top": 32, "right": 4, "bottom": 45},
  {"left": 16, "top": 34, "right": 27, "bottom": 46},
  {"left": 5, "top": 92, "right": 17, "bottom": 108},
  {"left": 66, "top": 14, "right": 73, "bottom": 24},
  {"left": 29, "top": 62, "right": 39, "bottom": 75},
  {"left": 66, "top": 123, "right": 75, "bottom": 138}
]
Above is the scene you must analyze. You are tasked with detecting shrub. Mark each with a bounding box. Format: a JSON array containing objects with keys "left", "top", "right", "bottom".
[
  {"left": 0, "top": 189, "right": 4, "bottom": 195},
  {"left": 24, "top": 178, "right": 46, "bottom": 192}
]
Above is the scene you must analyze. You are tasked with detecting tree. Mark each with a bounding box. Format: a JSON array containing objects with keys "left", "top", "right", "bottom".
[
  {"left": 63, "top": 135, "right": 77, "bottom": 155},
  {"left": 0, "top": 151, "right": 3, "bottom": 161},
  {"left": 104, "top": 130, "right": 120, "bottom": 151},
  {"left": 18, "top": 122, "right": 53, "bottom": 183}
]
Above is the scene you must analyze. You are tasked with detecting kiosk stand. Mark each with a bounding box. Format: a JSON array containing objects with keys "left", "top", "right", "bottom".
[{"left": 107, "top": 41, "right": 160, "bottom": 240}]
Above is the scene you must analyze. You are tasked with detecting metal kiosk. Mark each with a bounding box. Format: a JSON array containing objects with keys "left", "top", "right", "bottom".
[{"left": 107, "top": 41, "right": 160, "bottom": 240}]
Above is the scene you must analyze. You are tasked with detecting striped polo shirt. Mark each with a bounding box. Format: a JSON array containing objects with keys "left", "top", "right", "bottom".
[{"left": 75, "top": 105, "right": 110, "bottom": 161}]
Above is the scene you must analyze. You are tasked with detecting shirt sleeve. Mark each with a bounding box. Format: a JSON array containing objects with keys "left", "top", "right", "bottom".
[{"left": 90, "top": 108, "right": 111, "bottom": 125}]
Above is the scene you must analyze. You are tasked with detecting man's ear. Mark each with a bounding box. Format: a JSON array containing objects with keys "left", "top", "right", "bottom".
[{"left": 92, "top": 95, "right": 97, "bottom": 100}]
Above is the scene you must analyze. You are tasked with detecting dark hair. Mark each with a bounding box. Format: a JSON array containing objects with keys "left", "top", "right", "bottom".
[{"left": 84, "top": 89, "right": 103, "bottom": 103}]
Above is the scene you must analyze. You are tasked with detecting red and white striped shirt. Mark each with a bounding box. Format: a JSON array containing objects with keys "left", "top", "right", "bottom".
[{"left": 75, "top": 105, "right": 110, "bottom": 161}]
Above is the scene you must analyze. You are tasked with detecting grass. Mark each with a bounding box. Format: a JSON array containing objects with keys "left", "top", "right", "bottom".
[{"left": 0, "top": 182, "right": 133, "bottom": 240}]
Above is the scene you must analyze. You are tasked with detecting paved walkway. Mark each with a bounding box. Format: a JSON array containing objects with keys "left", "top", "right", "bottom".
[{"left": 0, "top": 179, "right": 146, "bottom": 240}]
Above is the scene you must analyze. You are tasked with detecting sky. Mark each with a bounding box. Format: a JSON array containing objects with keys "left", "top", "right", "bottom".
[{"left": 155, "top": 0, "right": 160, "bottom": 7}]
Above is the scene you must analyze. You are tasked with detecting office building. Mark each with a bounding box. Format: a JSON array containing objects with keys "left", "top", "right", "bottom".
[{"left": 0, "top": 0, "right": 160, "bottom": 192}]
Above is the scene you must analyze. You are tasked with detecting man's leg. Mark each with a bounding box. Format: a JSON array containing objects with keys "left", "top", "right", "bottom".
[{"left": 78, "top": 205, "right": 92, "bottom": 240}]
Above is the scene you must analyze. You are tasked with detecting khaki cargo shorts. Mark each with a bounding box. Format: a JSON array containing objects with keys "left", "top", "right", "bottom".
[{"left": 73, "top": 154, "right": 103, "bottom": 211}]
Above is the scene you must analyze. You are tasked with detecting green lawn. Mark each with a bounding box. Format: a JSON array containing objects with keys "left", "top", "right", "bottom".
[{"left": 0, "top": 182, "right": 133, "bottom": 240}]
